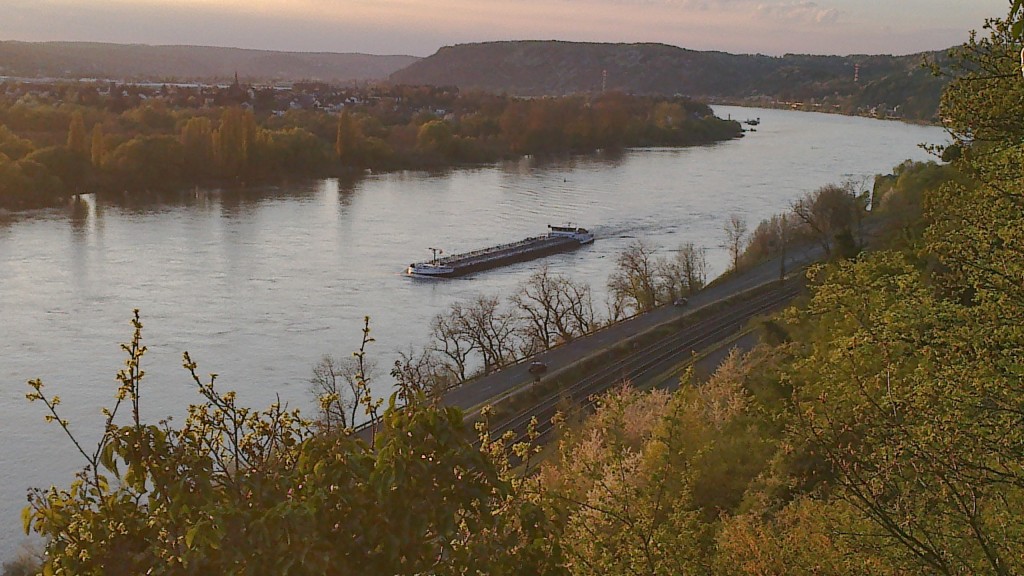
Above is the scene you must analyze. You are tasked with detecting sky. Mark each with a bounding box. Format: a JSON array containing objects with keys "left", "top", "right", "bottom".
[{"left": 0, "top": 0, "right": 1012, "bottom": 57}]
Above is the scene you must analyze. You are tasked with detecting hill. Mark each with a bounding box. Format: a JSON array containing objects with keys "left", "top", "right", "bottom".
[
  {"left": 0, "top": 41, "right": 420, "bottom": 84},
  {"left": 389, "top": 41, "right": 949, "bottom": 120}
]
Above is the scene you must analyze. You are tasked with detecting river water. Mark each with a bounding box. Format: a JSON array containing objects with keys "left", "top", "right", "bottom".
[{"left": 0, "top": 106, "right": 945, "bottom": 558}]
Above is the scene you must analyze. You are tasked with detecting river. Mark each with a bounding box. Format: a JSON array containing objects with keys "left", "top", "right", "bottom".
[{"left": 0, "top": 106, "right": 945, "bottom": 558}]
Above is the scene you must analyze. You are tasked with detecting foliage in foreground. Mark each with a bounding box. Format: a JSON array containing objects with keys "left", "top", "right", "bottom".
[{"left": 23, "top": 312, "right": 557, "bottom": 575}]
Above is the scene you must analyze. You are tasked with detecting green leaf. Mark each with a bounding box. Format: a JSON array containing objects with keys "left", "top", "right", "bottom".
[
  {"left": 99, "top": 441, "right": 120, "bottom": 478},
  {"left": 20, "top": 505, "right": 32, "bottom": 533},
  {"left": 185, "top": 523, "right": 201, "bottom": 549}
]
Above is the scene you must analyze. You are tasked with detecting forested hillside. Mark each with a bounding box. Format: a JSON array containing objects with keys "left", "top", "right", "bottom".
[
  {"left": 390, "top": 41, "right": 948, "bottom": 120},
  {"left": 0, "top": 41, "right": 419, "bottom": 83}
]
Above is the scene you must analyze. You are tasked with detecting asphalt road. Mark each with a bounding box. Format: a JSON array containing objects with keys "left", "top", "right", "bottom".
[{"left": 442, "top": 243, "right": 824, "bottom": 413}]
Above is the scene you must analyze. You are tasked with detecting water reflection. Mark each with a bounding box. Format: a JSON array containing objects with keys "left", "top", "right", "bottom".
[{"left": 68, "top": 194, "right": 99, "bottom": 242}]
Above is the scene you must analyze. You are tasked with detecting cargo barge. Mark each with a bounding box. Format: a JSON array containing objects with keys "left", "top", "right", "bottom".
[{"left": 407, "top": 225, "right": 594, "bottom": 278}]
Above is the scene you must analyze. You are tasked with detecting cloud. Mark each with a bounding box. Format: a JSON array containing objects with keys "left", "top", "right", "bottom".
[{"left": 756, "top": 1, "right": 841, "bottom": 24}]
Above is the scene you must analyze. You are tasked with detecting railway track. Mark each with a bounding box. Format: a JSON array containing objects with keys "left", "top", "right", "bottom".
[{"left": 482, "top": 279, "right": 803, "bottom": 450}]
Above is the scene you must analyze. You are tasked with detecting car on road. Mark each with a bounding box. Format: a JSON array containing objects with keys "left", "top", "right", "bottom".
[{"left": 528, "top": 361, "right": 548, "bottom": 375}]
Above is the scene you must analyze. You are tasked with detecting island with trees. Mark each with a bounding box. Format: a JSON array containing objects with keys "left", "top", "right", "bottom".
[{"left": 0, "top": 80, "right": 741, "bottom": 211}]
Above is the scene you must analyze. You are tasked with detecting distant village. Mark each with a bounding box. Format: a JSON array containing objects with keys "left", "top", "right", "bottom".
[
  {"left": 1, "top": 73, "right": 907, "bottom": 122},
  {"left": 0, "top": 74, "right": 459, "bottom": 118}
]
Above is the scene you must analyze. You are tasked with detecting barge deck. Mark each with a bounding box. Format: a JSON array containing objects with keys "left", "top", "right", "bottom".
[{"left": 407, "top": 225, "right": 594, "bottom": 278}]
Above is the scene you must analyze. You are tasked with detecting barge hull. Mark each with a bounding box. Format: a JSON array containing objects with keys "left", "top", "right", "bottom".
[{"left": 439, "top": 237, "right": 580, "bottom": 277}]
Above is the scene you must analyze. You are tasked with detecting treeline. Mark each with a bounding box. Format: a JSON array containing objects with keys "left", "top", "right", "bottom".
[{"left": 0, "top": 89, "right": 740, "bottom": 210}]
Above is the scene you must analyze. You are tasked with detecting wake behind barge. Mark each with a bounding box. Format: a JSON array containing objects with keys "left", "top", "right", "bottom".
[{"left": 407, "top": 225, "right": 594, "bottom": 278}]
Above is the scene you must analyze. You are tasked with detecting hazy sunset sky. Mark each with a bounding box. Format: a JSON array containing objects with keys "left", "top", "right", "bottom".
[{"left": 1, "top": 0, "right": 1011, "bottom": 57}]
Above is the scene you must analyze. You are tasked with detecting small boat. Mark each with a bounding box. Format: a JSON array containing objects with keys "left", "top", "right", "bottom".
[
  {"left": 407, "top": 225, "right": 594, "bottom": 278},
  {"left": 744, "top": 118, "right": 761, "bottom": 126}
]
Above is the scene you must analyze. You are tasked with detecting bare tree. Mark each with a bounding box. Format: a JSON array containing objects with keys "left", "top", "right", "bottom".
[
  {"left": 463, "top": 294, "right": 520, "bottom": 374},
  {"left": 608, "top": 239, "right": 662, "bottom": 314},
  {"left": 604, "top": 293, "right": 628, "bottom": 324},
  {"left": 512, "top": 266, "right": 595, "bottom": 353},
  {"left": 652, "top": 243, "right": 707, "bottom": 302},
  {"left": 675, "top": 242, "right": 708, "bottom": 295},
  {"left": 512, "top": 267, "right": 559, "bottom": 353},
  {"left": 429, "top": 305, "right": 476, "bottom": 383},
  {"left": 309, "top": 354, "right": 379, "bottom": 431},
  {"left": 309, "top": 319, "right": 380, "bottom": 433},
  {"left": 391, "top": 347, "right": 451, "bottom": 402},
  {"left": 561, "top": 274, "right": 596, "bottom": 338},
  {"left": 724, "top": 213, "right": 748, "bottom": 271},
  {"left": 431, "top": 295, "right": 520, "bottom": 378},
  {"left": 654, "top": 257, "right": 684, "bottom": 303}
]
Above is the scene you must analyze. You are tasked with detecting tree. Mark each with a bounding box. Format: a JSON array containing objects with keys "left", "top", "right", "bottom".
[
  {"left": 0, "top": 156, "right": 63, "bottom": 209},
  {"left": 416, "top": 119, "right": 453, "bottom": 157},
  {"left": 429, "top": 306, "right": 477, "bottom": 383},
  {"left": 790, "top": 254, "right": 1024, "bottom": 575},
  {"left": 390, "top": 347, "right": 451, "bottom": 401},
  {"left": 121, "top": 102, "right": 176, "bottom": 133},
  {"left": 105, "top": 135, "right": 184, "bottom": 192},
  {"left": 541, "top": 384, "right": 705, "bottom": 575},
  {"left": 675, "top": 242, "right": 708, "bottom": 295},
  {"left": 66, "top": 111, "right": 88, "bottom": 157},
  {"left": 0, "top": 125, "right": 34, "bottom": 161},
  {"left": 180, "top": 116, "right": 214, "bottom": 179},
  {"left": 931, "top": 6, "right": 1024, "bottom": 311},
  {"left": 90, "top": 123, "right": 105, "bottom": 167},
  {"left": 511, "top": 267, "right": 595, "bottom": 353},
  {"left": 655, "top": 242, "right": 708, "bottom": 300},
  {"left": 430, "top": 295, "right": 519, "bottom": 378},
  {"left": 463, "top": 295, "right": 520, "bottom": 374},
  {"left": 608, "top": 239, "right": 663, "bottom": 314},
  {"left": 309, "top": 354, "right": 378, "bottom": 432},
  {"left": 335, "top": 109, "right": 364, "bottom": 165},
  {"left": 265, "top": 127, "right": 332, "bottom": 176},
  {"left": 215, "top": 107, "right": 260, "bottom": 179},
  {"left": 24, "top": 146, "right": 92, "bottom": 194},
  {"left": 724, "top": 214, "right": 748, "bottom": 271},
  {"left": 714, "top": 498, "right": 904, "bottom": 576},
  {"left": 790, "top": 183, "right": 862, "bottom": 258}
]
